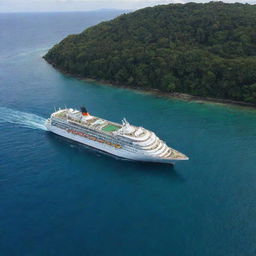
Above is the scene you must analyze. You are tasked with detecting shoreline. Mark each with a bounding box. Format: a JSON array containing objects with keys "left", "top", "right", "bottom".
[
  {"left": 84, "top": 78, "right": 256, "bottom": 108},
  {"left": 44, "top": 59, "right": 256, "bottom": 109}
]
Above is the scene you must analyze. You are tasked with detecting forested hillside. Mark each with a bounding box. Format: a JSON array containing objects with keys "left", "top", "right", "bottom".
[{"left": 44, "top": 2, "right": 256, "bottom": 104}]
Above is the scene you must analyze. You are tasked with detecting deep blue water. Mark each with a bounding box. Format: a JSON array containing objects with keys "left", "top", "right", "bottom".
[{"left": 1, "top": 12, "right": 256, "bottom": 256}]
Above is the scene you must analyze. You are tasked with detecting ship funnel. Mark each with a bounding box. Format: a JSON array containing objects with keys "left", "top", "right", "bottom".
[{"left": 81, "top": 106, "right": 89, "bottom": 116}]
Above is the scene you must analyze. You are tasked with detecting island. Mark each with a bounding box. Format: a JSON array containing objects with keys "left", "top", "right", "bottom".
[{"left": 44, "top": 1, "right": 256, "bottom": 105}]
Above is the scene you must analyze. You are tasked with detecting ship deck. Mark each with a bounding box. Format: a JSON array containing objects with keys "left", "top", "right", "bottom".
[
  {"left": 53, "top": 109, "right": 122, "bottom": 134},
  {"left": 102, "top": 124, "right": 120, "bottom": 132}
]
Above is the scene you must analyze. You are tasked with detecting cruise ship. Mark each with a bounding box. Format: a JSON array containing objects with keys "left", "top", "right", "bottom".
[{"left": 45, "top": 107, "right": 189, "bottom": 164}]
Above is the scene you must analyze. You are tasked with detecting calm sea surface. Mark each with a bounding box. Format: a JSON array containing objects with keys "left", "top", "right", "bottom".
[{"left": 0, "top": 12, "right": 256, "bottom": 256}]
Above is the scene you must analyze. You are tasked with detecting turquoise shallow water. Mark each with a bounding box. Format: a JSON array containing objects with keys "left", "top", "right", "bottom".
[{"left": 1, "top": 12, "right": 256, "bottom": 256}]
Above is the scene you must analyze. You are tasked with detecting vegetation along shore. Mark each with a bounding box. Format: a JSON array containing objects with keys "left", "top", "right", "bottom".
[{"left": 44, "top": 1, "right": 256, "bottom": 106}]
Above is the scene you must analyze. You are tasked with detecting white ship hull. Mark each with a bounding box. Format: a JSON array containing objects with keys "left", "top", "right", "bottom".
[{"left": 46, "top": 122, "right": 179, "bottom": 164}]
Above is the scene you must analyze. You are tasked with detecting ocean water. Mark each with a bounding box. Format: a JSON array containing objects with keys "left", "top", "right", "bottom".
[{"left": 1, "top": 12, "right": 256, "bottom": 256}]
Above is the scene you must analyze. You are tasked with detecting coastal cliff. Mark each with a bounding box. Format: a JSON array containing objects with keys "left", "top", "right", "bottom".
[{"left": 44, "top": 2, "right": 256, "bottom": 104}]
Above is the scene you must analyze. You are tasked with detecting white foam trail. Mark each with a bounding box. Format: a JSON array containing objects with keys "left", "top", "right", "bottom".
[{"left": 0, "top": 107, "right": 47, "bottom": 131}]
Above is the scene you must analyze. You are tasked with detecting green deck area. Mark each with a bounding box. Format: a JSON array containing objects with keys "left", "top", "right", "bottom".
[{"left": 102, "top": 124, "right": 120, "bottom": 132}]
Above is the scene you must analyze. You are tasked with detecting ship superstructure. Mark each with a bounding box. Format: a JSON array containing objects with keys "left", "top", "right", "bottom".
[{"left": 45, "top": 107, "right": 189, "bottom": 164}]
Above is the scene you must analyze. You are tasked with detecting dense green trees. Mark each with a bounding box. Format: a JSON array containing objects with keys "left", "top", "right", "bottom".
[{"left": 44, "top": 1, "right": 256, "bottom": 104}]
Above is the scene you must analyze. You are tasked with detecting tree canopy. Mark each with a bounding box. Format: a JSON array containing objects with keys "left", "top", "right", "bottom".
[{"left": 44, "top": 1, "right": 256, "bottom": 104}]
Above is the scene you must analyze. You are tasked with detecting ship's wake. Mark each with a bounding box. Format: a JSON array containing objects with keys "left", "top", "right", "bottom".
[{"left": 0, "top": 107, "right": 47, "bottom": 131}]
